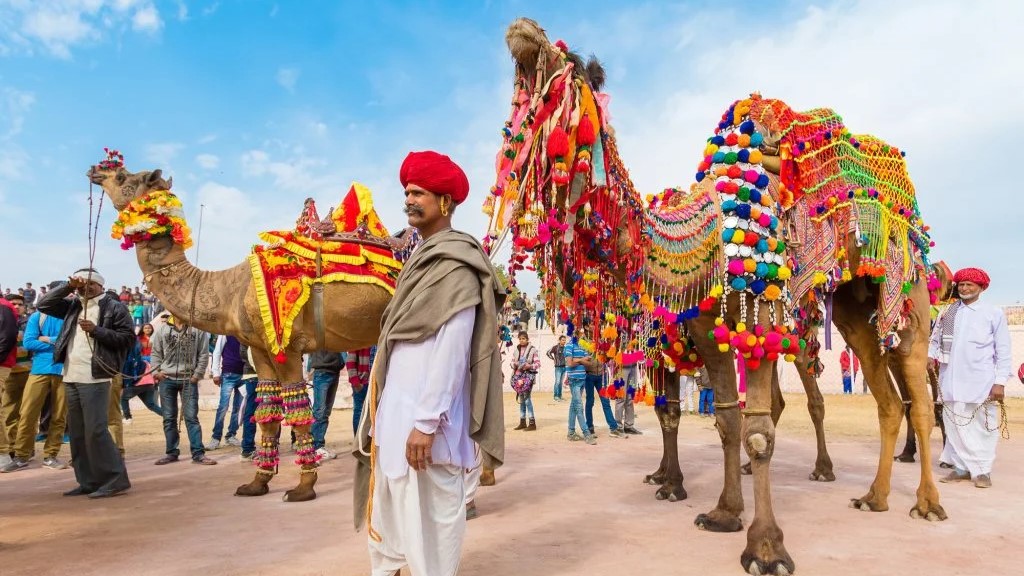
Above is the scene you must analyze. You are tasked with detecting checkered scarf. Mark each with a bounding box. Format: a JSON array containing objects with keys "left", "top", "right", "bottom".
[{"left": 936, "top": 300, "right": 961, "bottom": 363}]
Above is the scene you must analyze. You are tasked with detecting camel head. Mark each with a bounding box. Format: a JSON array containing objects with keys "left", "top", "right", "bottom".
[{"left": 87, "top": 153, "right": 173, "bottom": 211}]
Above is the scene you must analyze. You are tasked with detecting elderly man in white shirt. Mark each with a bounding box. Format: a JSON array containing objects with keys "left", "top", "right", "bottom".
[{"left": 929, "top": 267, "right": 1010, "bottom": 488}]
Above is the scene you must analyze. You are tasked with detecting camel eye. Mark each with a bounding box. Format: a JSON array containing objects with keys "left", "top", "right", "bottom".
[{"left": 116, "top": 171, "right": 127, "bottom": 184}]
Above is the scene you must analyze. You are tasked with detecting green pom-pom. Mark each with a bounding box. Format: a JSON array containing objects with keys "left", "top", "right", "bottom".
[{"left": 798, "top": 339, "right": 807, "bottom": 351}]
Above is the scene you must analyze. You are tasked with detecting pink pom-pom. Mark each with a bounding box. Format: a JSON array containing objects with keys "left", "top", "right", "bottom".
[{"left": 727, "top": 260, "right": 746, "bottom": 275}]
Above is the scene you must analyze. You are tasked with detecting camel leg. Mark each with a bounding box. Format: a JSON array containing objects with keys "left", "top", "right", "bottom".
[
  {"left": 897, "top": 286, "right": 946, "bottom": 522},
  {"left": 236, "top": 379, "right": 282, "bottom": 497},
  {"left": 891, "top": 363, "right": 917, "bottom": 463},
  {"left": 740, "top": 360, "right": 795, "bottom": 576},
  {"left": 796, "top": 356, "right": 834, "bottom": 482},
  {"left": 282, "top": 381, "right": 318, "bottom": 503},
  {"left": 833, "top": 288, "right": 901, "bottom": 513},
  {"left": 692, "top": 335, "right": 744, "bottom": 533},
  {"left": 651, "top": 371, "right": 686, "bottom": 502},
  {"left": 741, "top": 366, "right": 786, "bottom": 477}
]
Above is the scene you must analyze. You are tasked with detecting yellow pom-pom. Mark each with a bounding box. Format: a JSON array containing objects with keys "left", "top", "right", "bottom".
[
  {"left": 735, "top": 322, "right": 746, "bottom": 333},
  {"left": 718, "top": 343, "right": 731, "bottom": 353},
  {"left": 778, "top": 266, "right": 792, "bottom": 280},
  {"left": 715, "top": 317, "right": 725, "bottom": 326},
  {"left": 705, "top": 144, "right": 719, "bottom": 156},
  {"left": 784, "top": 354, "right": 796, "bottom": 362},
  {"left": 710, "top": 284, "right": 724, "bottom": 298},
  {"left": 841, "top": 269, "right": 852, "bottom": 282},
  {"left": 731, "top": 230, "right": 745, "bottom": 243},
  {"left": 605, "top": 312, "right": 616, "bottom": 323}
]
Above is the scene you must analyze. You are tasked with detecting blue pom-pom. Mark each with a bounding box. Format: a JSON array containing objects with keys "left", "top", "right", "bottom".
[
  {"left": 739, "top": 120, "right": 756, "bottom": 135},
  {"left": 735, "top": 204, "right": 751, "bottom": 219},
  {"left": 750, "top": 279, "right": 767, "bottom": 295},
  {"left": 711, "top": 135, "right": 725, "bottom": 146},
  {"left": 756, "top": 239, "right": 768, "bottom": 253},
  {"left": 695, "top": 172, "right": 705, "bottom": 183},
  {"left": 756, "top": 174, "right": 770, "bottom": 188},
  {"left": 647, "top": 337, "right": 658, "bottom": 347},
  {"left": 712, "top": 151, "right": 725, "bottom": 163},
  {"left": 722, "top": 200, "right": 738, "bottom": 212},
  {"left": 722, "top": 229, "right": 734, "bottom": 242},
  {"left": 824, "top": 131, "right": 831, "bottom": 139},
  {"left": 769, "top": 216, "right": 779, "bottom": 230},
  {"left": 675, "top": 313, "right": 687, "bottom": 323},
  {"left": 755, "top": 262, "right": 769, "bottom": 278},
  {"left": 652, "top": 320, "right": 661, "bottom": 330},
  {"left": 750, "top": 132, "right": 763, "bottom": 147},
  {"left": 660, "top": 334, "right": 669, "bottom": 345},
  {"left": 901, "top": 150, "right": 906, "bottom": 157},
  {"left": 737, "top": 149, "right": 750, "bottom": 163},
  {"left": 749, "top": 189, "right": 762, "bottom": 204},
  {"left": 731, "top": 277, "right": 748, "bottom": 291}
]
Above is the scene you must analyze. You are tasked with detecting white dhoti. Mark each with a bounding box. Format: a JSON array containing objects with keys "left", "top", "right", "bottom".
[
  {"left": 464, "top": 444, "right": 482, "bottom": 505},
  {"left": 941, "top": 401, "right": 999, "bottom": 476},
  {"left": 368, "top": 463, "right": 467, "bottom": 576},
  {"left": 680, "top": 375, "right": 696, "bottom": 413}
]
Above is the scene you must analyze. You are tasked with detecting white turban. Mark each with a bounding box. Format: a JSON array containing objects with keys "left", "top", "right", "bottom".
[{"left": 72, "top": 268, "right": 105, "bottom": 287}]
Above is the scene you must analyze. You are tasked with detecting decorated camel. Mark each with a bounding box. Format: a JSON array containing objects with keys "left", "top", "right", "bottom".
[
  {"left": 485, "top": 18, "right": 945, "bottom": 575},
  {"left": 87, "top": 151, "right": 404, "bottom": 502}
]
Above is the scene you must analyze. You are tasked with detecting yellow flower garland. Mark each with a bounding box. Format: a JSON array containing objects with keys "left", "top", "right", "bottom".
[{"left": 111, "top": 190, "right": 193, "bottom": 250}]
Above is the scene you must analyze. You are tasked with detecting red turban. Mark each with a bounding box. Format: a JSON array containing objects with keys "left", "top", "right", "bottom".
[
  {"left": 953, "top": 267, "right": 990, "bottom": 289},
  {"left": 399, "top": 151, "right": 470, "bottom": 204}
]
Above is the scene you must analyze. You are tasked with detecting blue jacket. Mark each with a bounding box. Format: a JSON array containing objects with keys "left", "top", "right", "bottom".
[{"left": 23, "top": 311, "right": 64, "bottom": 376}]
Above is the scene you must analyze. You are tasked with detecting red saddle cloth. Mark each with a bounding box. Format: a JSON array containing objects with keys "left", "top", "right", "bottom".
[{"left": 248, "top": 183, "right": 401, "bottom": 360}]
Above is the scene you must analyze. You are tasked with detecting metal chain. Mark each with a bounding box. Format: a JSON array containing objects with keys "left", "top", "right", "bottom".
[{"left": 933, "top": 362, "right": 1009, "bottom": 439}]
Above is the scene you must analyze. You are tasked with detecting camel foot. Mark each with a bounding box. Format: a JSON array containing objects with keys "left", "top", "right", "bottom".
[
  {"left": 848, "top": 495, "right": 888, "bottom": 512},
  {"left": 741, "top": 522, "right": 795, "bottom": 576},
  {"left": 808, "top": 468, "right": 835, "bottom": 482},
  {"left": 235, "top": 473, "right": 272, "bottom": 497},
  {"left": 654, "top": 478, "right": 687, "bottom": 502},
  {"left": 282, "top": 470, "right": 318, "bottom": 502},
  {"left": 894, "top": 452, "right": 916, "bottom": 463},
  {"left": 909, "top": 502, "right": 947, "bottom": 522},
  {"left": 644, "top": 470, "right": 666, "bottom": 485},
  {"left": 480, "top": 467, "right": 496, "bottom": 487},
  {"left": 695, "top": 508, "right": 743, "bottom": 532},
  {"left": 741, "top": 462, "right": 752, "bottom": 476}
]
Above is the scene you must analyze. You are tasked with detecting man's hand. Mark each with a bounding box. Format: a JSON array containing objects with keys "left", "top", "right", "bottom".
[
  {"left": 153, "top": 372, "right": 165, "bottom": 383},
  {"left": 39, "top": 336, "right": 50, "bottom": 344},
  {"left": 213, "top": 376, "right": 221, "bottom": 385},
  {"left": 405, "top": 428, "right": 435, "bottom": 471},
  {"left": 68, "top": 276, "right": 86, "bottom": 290},
  {"left": 78, "top": 319, "right": 96, "bottom": 333},
  {"left": 990, "top": 384, "right": 1005, "bottom": 402},
  {"left": 190, "top": 376, "right": 200, "bottom": 384}
]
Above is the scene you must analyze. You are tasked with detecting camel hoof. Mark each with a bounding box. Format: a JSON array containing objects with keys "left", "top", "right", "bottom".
[
  {"left": 859, "top": 502, "right": 871, "bottom": 512},
  {"left": 741, "top": 462, "right": 752, "bottom": 476},
  {"left": 894, "top": 453, "right": 915, "bottom": 463},
  {"left": 695, "top": 510, "right": 744, "bottom": 533},
  {"left": 656, "top": 481, "right": 687, "bottom": 502},
  {"left": 283, "top": 488, "right": 316, "bottom": 502},
  {"left": 480, "top": 467, "right": 496, "bottom": 486},
  {"left": 742, "top": 554, "right": 794, "bottom": 576},
  {"left": 234, "top": 476, "right": 271, "bottom": 497},
  {"left": 809, "top": 471, "right": 835, "bottom": 482},
  {"left": 850, "top": 497, "right": 887, "bottom": 512},
  {"left": 655, "top": 490, "right": 667, "bottom": 501},
  {"left": 910, "top": 504, "right": 947, "bottom": 522},
  {"left": 644, "top": 472, "right": 665, "bottom": 485}
]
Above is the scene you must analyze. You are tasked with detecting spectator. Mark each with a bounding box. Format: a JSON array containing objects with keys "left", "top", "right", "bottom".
[
  {"left": 206, "top": 335, "right": 246, "bottom": 450},
  {"left": 840, "top": 346, "right": 859, "bottom": 395},
  {"left": 546, "top": 335, "right": 567, "bottom": 401},
  {"left": 534, "top": 294, "right": 546, "bottom": 330},
  {"left": 237, "top": 342, "right": 259, "bottom": 461},
  {"left": 23, "top": 283, "right": 37, "bottom": 310},
  {"left": 120, "top": 336, "right": 161, "bottom": 422},
  {"left": 510, "top": 331, "right": 540, "bottom": 431},
  {"left": 4, "top": 305, "right": 67, "bottom": 471},
  {"left": 36, "top": 269, "right": 133, "bottom": 497},
  {"left": 151, "top": 314, "right": 215, "bottom": 466},
  {"left": 616, "top": 348, "right": 642, "bottom": 435},
  {"left": 563, "top": 337, "right": 595, "bottom": 445},
  {"left": 118, "top": 287, "right": 131, "bottom": 305},
  {"left": 307, "top": 349, "right": 344, "bottom": 460},
  {"left": 0, "top": 293, "right": 30, "bottom": 470},
  {"left": 680, "top": 371, "right": 697, "bottom": 415},
  {"left": 697, "top": 369, "right": 715, "bottom": 416},
  {"left": 138, "top": 323, "right": 154, "bottom": 361},
  {"left": 129, "top": 296, "right": 145, "bottom": 330},
  {"left": 583, "top": 352, "right": 625, "bottom": 439},
  {"left": 345, "top": 347, "right": 374, "bottom": 435}
]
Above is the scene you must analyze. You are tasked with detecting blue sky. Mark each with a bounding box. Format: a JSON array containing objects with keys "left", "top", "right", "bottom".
[{"left": 2, "top": 0, "right": 1021, "bottom": 303}]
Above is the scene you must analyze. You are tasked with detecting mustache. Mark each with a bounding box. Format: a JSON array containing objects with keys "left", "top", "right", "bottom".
[{"left": 403, "top": 205, "right": 424, "bottom": 216}]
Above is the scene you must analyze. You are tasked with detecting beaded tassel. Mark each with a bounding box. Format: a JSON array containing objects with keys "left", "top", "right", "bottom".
[
  {"left": 255, "top": 436, "right": 280, "bottom": 472},
  {"left": 282, "top": 382, "right": 315, "bottom": 426},
  {"left": 293, "top": 432, "right": 321, "bottom": 466},
  {"left": 253, "top": 380, "right": 283, "bottom": 424}
]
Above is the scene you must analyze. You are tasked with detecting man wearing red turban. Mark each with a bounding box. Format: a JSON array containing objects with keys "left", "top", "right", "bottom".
[
  {"left": 356, "top": 151, "right": 506, "bottom": 576},
  {"left": 930, "top": 266, "right": 1010, "bottom": 488}
]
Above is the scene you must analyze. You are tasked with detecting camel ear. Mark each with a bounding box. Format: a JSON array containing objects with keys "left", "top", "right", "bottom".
[
  {"left": 166, "top": 176, "right": 173, "bottom": 190},
  {"left": 147, "top": 169, "right": 170, "bottom": 190}
]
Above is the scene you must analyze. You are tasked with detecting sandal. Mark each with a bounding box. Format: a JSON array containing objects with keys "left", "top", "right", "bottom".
[
  {"left": 154, "top": 455, "right": 179, "bottom": 466},
  {"left": 192, "top": 456, "right": 218, "bottom": 465}
]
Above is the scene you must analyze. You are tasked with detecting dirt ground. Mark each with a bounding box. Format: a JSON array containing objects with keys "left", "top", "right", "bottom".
[{"left": 2, "top": 387, "right": 1022, "bottom": 576}]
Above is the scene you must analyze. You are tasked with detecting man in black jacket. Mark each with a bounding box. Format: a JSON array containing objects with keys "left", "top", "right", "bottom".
[{"left": 36, "top": 268, "right": 134, "bottom": 498}]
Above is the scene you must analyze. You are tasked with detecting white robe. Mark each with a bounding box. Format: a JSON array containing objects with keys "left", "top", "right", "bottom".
[
  {"left": 929, "top": 298, "right": 1011, "bottom": 475},
  {"left": 369, "top": 306, "right": 476, "bottom": 575}
]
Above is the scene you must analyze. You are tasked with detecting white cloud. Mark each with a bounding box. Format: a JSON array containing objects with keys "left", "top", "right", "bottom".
[
  {"left": 144, "top": 142, "right": 185, "bottom": 168},
  {"left": 131, "top": 4, "right": 162, "bottom": 32},
  {"left": 202, "top": 2, "right": 219, "bottom": 17},
  {"left": 197, "top": 133, "right": 218, "bottom": 144},
  {"left": 1, "top": 88, "right": 36, "bottom": 138},
  {"left": 176, "top": 1, "right": 188, "bottom": 21},
  {"left": 195, "top": 153, "right": 220, "bottom": 170},
  {"left": 0, "top": 0, "right": 163, "bottom": 58},
  {"left": 276, "top": 67, "right": 300, "bottom": 93}
]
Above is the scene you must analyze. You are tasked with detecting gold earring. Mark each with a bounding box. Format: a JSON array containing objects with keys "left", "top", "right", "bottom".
[{"left": 440, "top": 199, "right": 450, "bottom": 217}]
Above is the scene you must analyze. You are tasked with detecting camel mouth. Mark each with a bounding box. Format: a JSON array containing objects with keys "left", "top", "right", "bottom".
[
  {"left": 506, "top": 17, "right": 548, "bottom": 69},
  {"left": 87, "top": 167, "right": 106, "bottom": 185}
]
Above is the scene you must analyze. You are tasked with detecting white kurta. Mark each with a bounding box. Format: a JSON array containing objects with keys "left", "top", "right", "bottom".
[
  {"left": 369, "top": 305, "right": 476, "bottom": 576},
  {"left": 64, "top": 294, "right": 105, "bottom": 384},
  {"left": 929, "top": 298, "right": 1011, "bottom": 476}
]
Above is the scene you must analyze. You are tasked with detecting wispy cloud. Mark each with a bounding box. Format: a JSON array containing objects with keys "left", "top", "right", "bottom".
[
  {"left": 131, "top": 4, "right": 162, "bottom": 32},
  {"left": 176, "top": 1, "right": 189, "bottom": 21},
  {"left": 195, "top": 153, "right": 220, "bottom": 170},
  {"left": 202, "top": 2, "right": 220, "bottom": 17},
  {"left": 1, "top": 88, "right": 36, "bottom": 138},
  {"left": 0, "top": 0, "right": 164, "bottom": 58},
  {"left": 276, "top": 67, "right": 300, "bottom": 93},
  {"left": 144, "top": 142, "right": 185, "bottom": 168}
]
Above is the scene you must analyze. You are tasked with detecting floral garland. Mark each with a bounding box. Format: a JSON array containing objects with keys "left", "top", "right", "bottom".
[{"left": 111, "top": 190, "right": 194, "bottom": 250}]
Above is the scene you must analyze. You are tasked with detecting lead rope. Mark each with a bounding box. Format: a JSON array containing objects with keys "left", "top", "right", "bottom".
[{"left": 365, "top": 354, "right": 383, "bottom": 543}]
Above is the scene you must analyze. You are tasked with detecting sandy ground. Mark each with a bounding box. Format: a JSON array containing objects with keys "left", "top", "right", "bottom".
[{"left": 2, "top": 378, "right": 1022, "bottom": 576}]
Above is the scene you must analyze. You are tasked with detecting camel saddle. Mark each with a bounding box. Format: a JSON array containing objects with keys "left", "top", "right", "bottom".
[{"left": 249, "top": 183, "right": 402, "bottom": 360}]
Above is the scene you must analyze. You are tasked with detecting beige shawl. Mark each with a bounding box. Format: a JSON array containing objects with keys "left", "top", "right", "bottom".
[{"left": 353, "top": 228, "right": 505, "bottom": 529}]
